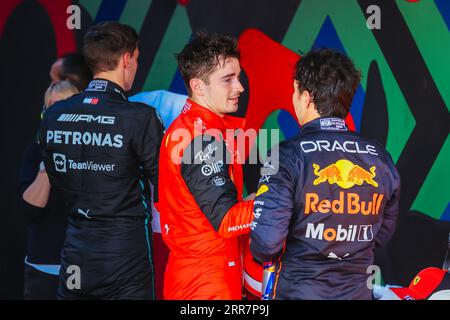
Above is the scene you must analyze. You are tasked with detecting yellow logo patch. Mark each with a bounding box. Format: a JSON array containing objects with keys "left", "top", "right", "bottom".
[
  {"left": 313, "top": 160, "right": 378, "bottom": 189},
  {"left": 256, "top": 184, "right": 269, "bottom": 197}
]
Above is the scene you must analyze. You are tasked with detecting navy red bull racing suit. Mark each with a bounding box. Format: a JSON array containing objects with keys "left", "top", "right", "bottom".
[
  {"left": 39, "top": 79, "right": 164, "bottom": 299},
  {"left": 250, "top": 117, "right": 400, "bottom": 300}
]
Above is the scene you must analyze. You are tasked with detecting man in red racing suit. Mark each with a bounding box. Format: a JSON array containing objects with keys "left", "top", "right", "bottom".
[{"left": 156, "top": 33, "right": 254, "bottom": 300}]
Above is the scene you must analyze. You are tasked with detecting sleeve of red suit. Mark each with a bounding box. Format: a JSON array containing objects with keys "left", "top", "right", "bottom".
[{"left": 181, "top": 134, "right": 254, "bottom": 238}]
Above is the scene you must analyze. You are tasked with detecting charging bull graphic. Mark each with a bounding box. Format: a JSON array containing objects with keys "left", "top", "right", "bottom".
[
  {"left": 313, "top": 163, "right": 343, "bottom": 185},
  {"left": 348, "top": 165, "right": 378, "bottom": 188},
  {"left": 313, "top": 160, "right": 378, "bottom": 189}
]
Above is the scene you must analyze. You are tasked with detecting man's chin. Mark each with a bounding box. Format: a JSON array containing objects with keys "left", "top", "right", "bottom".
[{"left": 226, "top": 103, "right": 239, "bottom": 114}]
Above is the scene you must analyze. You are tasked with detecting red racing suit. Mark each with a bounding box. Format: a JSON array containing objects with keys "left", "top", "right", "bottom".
[{"left": 157, "top": 99, "right": 254, "bottom": 300}]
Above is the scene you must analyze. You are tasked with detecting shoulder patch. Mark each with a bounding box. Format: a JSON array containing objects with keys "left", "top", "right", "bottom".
[{"left": 256, "top": 184, "right": 269, "bottom": 197}]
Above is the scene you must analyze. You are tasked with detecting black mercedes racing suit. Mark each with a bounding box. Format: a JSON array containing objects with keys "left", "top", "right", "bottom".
[{"left": 39, "top": 79, "right": 164, "bottom": 299}]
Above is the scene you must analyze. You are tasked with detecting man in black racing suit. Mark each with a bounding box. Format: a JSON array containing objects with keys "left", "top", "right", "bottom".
[
  {"left": 39, "top": 22, "right": 164, "bottom": 299},
  {"left": 250, "top": 49, "right": 401, "bottom": 300}
]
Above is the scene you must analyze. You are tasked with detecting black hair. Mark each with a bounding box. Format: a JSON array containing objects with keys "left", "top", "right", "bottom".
[{"left": 294, "top": 48, "right": 361, "bottom": 118}]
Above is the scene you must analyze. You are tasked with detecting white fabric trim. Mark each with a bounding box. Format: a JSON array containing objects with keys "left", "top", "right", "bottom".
[{"left": 243, "top": 270, "right": 262, "bottom": 294}]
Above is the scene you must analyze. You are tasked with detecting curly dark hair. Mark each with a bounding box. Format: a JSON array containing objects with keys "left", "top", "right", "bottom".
[
  {"left": 83, "top": 21, "right": 138, "bottom": 74},
  {"left": 294, "top": 48, "right": 361, "bottom": 119},
  {"left": 176, "top": 32, "right": 240, "bottom": 96}
]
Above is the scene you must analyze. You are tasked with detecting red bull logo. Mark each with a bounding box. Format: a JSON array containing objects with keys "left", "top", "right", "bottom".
[
  {"left": 305, "top": 192, "right": 384, "bottom": 215},
  {"left": 313, "top": 160, "right": 378, "bottom": 189}
]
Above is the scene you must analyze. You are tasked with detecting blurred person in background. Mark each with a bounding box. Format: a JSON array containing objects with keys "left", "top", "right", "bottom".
[
  {"left": 19, "top": 81, "right": 79, "bottom": 299},
  {"left": 49, "top": 52, "right": 92, "bottom": 91}
]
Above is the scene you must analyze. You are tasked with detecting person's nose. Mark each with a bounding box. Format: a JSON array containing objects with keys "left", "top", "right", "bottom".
[{"left": 235, "top": 79, "right": 244, "bottom": 93}]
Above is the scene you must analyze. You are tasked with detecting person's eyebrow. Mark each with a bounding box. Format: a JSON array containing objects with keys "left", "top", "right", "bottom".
[{"left": 220, "top": 72, "right": 240, "bottom": 79}]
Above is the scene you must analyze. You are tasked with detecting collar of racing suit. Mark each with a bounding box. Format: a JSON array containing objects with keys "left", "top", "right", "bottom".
[
  {"left": 181, "top": 98, "right": 245, "bottom": 200},
  {"left": 84, "top": 78, "right": 128, "bottom": 101},
  {"left": 300, "top": 117, "right": 349, "bottom": 135},
  {"left": 182, "top": 98, "right": 246, "bottom": 132}
]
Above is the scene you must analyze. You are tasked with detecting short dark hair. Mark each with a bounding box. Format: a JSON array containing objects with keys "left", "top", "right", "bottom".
[
  {"left": 83, "top": 21, "right": 138, "bottom": 75},
  {"left": 60, "top": 52, "right": 92, "bottom": 91},
  {"left": 294, "top": 48, "right": 361, "bottom": 119},
  {"left": 176, "top": 32, "right": 240, "bottom": 96}
]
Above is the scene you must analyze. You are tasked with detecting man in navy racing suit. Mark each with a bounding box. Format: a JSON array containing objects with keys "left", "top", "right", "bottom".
[
  {"left": 250, "top": 49, "right": 401, "bottom": 300},
  {"left": 39, "top": 22, "right": 164, "bottom": 299}
]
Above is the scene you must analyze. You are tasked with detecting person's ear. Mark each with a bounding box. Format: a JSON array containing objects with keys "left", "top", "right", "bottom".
[
  {"left": 302, "top": 90, "right": 312, "bottom": 108},
  {"left": 122, "top": 51, "right": 132, "bottom": 69},
  {"left": 190, "top": 78, "right": 204, "bottom": 96}
]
